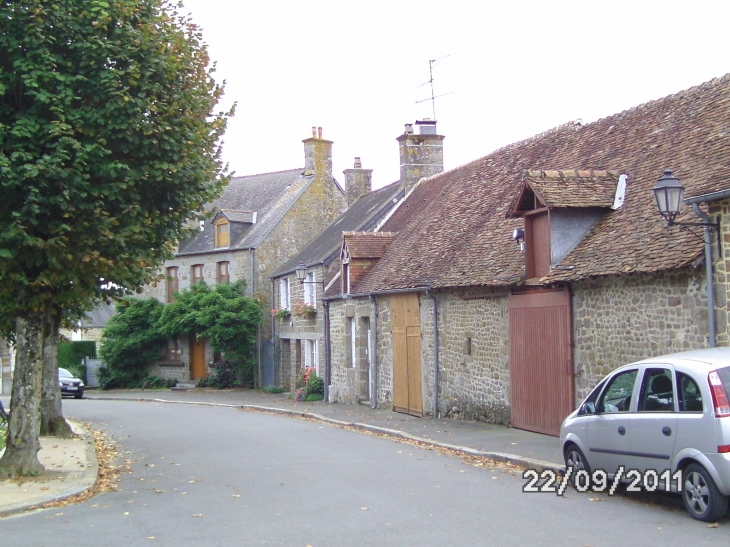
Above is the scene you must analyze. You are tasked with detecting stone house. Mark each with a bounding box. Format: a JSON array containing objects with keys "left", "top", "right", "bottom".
[
  {"left": 325, "top": 74, "right": 730, "bottom": 436},
  {"left": 140, "top": 128, "right": 346, "bottom": 383},
  {"left": 269, "top": 121, "right": 445, "bottom": 392}
]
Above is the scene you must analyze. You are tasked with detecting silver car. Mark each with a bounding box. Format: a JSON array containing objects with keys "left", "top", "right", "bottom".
[{"left": 560, "top": 347, "right": 730, "bottom": 521}]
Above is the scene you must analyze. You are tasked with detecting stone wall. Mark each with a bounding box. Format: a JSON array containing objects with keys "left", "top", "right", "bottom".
[
  {"left": 425, "top": 288, "right": 511, "bottom": 423},
  {"left": 572, "top": 269, "right": 709, "bottom": 402}
]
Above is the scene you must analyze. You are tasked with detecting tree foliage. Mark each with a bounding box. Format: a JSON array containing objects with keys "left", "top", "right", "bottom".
[
  {"left": 0, "top": 0, "right": 232, "bottom": 476},
  {"left": 99, "top": 297, "right": 166, "bottom": 388},
  {"left": 159, "top": 280, "right": 263, "bottom": 382}
]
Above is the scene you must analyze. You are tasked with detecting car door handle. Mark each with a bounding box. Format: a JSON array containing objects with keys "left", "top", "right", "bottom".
[
  {"left": 618, "top": 426, "right": 626, "bottom": 435},
  {"left": 662, "top": 426, "right": 672, "bottom": 437}
]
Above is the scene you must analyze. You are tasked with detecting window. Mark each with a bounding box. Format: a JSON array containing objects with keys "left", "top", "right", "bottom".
[
  {"left": 214, "top": 218, "right": 230, "bottom": 248},
  {"left": 217, "top": 261, "right": 230, "bottom": 284},
  {"left": 599, "top": 369, "right": 637, "bottom": 413},
  {"left": 342, "top": 261, "right": 350, "bottom": 294},
  {"left": 192, "top": 264, "right": 204, "bottom": 284},
  {"left": 166, "top": 267, "right": 179, "bottom": 303},
  {"left": 349, "top": 317, "right": 357, "bottom": 368},
  {"left": 304, "top": 272, "right": 316, "bottom": 304},
  {"left": 677, "top": 372, "right": 703, "bottom": 412},
  {"left": 279, "top": 278, "right": 291, "bottom": 310},
  {"left": 304, "top": 339, "right": 319, "bottom": 375},
  {"left": 165, "top": 339, "right": 180, "bottom": 361},
  {"left": 638, "top": 368, "right": 675, "bottom": 412}
]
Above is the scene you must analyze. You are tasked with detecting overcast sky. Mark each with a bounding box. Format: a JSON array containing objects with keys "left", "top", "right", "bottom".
[{"left": 180, "top": 0, "right": 730, "bottom": 189}]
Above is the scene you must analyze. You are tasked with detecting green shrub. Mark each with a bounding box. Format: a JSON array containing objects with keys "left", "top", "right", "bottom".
[
  {"left": 197, "top": 360, "right": 238, "bottom": 389},
  {"left": 306, "top": 373, "right": 324, "bottom": 396},
  {"left": 99, "top": 298, "right": 166, "bottom": 389},
  {"left": 304, "top": 393, "right": 324, "bottom": 402},
  {"left": 262, "top": 385, "right": 284, "bottom": 394}
]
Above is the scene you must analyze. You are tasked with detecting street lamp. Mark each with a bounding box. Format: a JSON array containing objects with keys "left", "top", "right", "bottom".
[
  {"left": 653, "top": 170, "right": 684, "bottom": 225},
  {"left": 295, "top": 262, "right": 325, "bottom": 286},
  {"left": 652, "top": 170, "right": 720, "bottom": 348}
]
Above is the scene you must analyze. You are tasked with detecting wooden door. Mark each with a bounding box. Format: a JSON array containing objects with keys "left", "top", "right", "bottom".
[
  {"left": 392, "top": 293, "right": 423, "bottom": 417},
  {"left": 190, "top": 338, "right": 206, "bottom": 380},
  {"left": 508, "top": 289, "right": 573, "bottom": 436}
]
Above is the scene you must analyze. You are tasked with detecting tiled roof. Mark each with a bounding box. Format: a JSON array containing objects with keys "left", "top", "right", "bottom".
[
  {"left": 512, "top": 170, "right": 619, "bottom": 212},
  {"left": 271, "top": 181, "right": 403, "bottom": 277},
  {"left": 178, "top": 168, "right": 314, "bottom": 255},
  {"left": 219, "top": 209, "right": 256, "bottom": 223},
  {"left": 343, "top": 232, "right": 397, "bottom": 259},
  {"left": 353, "top": 74, "right": 730, "bottom": 293}
]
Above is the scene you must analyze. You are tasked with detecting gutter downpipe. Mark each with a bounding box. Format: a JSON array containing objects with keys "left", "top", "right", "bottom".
[
  {"left": 270, "top": 278, "right": 276, "bottom": 386},
  {"left": 691, "top": 203, "right": 716, "bottom": 347},
  {"left": 369, "top": 295, "right": 378, "bottom": 409},
  {"left": 426, "top": 290, "right": 440, "bottom": 419},
  {"left": 252, "top": 249, "right": 262, "bottom": 388},
  {"left": 324, "top": 300, "right": 331, "bottom": 403}
]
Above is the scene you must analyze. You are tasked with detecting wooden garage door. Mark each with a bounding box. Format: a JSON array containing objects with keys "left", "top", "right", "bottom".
[
  {"left": 392, "top": 293, "right": 423, "bottom": 417},
  {"left": 508, "top": 289, "right": 573, "bottom": 436}
]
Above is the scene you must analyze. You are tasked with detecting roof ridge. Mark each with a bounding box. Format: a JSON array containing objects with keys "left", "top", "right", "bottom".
[
  {"left": 581, "top": 72, "right": 730, "bottom": 128},
  {"left": 525, "top": 169, "right": 620, "bottom": 179},
  {"left": 230, "top": 166, "right": 305, "bottom": 179}
]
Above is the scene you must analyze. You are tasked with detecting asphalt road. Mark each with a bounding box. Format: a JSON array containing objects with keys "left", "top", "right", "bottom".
[{"left": 0, "top": 399, "right": 727, "bottom": 546}]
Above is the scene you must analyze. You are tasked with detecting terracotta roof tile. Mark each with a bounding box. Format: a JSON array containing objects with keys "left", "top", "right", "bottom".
[
  {"left": 524, "top": 169, "right": 619, "bottom": 209},
  {"left": 352, "top": 74, "right": 730, "bottom": 293},
  {"left": 343, "top": 232, "right": 397, "bottom": 259}
]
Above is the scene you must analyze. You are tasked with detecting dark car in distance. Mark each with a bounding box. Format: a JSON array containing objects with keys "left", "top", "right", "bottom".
[{"left": 59, "top": 367, "right": 84, "bottom": 399}]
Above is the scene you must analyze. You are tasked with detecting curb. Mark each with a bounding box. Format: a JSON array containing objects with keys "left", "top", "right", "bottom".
[
  {"left": 0, "top": 420, "right": 99, "bottom": 518},
  {"left": 91, "top": 396, "right": 565, "bottom": 474}
]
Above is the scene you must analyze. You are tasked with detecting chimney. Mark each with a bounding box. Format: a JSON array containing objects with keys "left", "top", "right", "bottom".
[
  {"left": 343, "top": 157, "right": 373, "bottom": 206},
  {"left": 303, "top": 126, "right": 333, "bottom": 177},
  {"left": 397, "top": 119, "right": 444, "bottom": 193}
]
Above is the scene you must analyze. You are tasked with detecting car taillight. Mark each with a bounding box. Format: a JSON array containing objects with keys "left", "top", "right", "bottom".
[
  {"left": 708, "top": 370, "right": 730, "bottom": 417},
  {"left": 719, "top": 445, "right": 730, "bottom": 453}
]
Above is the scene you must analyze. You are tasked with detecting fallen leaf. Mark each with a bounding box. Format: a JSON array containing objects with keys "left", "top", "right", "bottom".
[
  {"left": 233, "top": 495, "right": 240, "bottom": 498},
  {"left": 192, "top": 514, "right": 203, "bottom": 517},
  {"left": 708, "top": 523, "right": 719, "bottom": 528},
  {"left": 361, "top": 507, "right": 369, "bottom": 510},
  {"left": 148, "top": 537, "right": 156, "bottom": 539},
  {"left": 124, "top": 512, "right": 129, "bottom": 515}
]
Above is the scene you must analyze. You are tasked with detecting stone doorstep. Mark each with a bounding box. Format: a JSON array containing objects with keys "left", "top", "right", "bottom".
[{"left": 171, "top": 382, "right": 197, "bottom": 391}]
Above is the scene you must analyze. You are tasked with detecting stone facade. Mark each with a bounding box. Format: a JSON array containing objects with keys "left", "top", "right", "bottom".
[{"left": 326, "top": 268, "right": 715, "bottom": 427}]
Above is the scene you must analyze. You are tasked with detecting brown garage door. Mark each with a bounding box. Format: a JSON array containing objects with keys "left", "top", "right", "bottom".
[
  {"left": 392, "top": 293, "right": 423, "bottom": 417},
  {"left": 508, "top": 289, "right": 574, "bottom": 436}
]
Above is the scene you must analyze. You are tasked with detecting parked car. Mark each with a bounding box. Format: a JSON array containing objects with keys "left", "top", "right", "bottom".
[
  {"left": 59, "top": 367, "right": 84, "bottom": 399},
  {"left": 561, "top": 347, "right": 730, "bottom": 522}
]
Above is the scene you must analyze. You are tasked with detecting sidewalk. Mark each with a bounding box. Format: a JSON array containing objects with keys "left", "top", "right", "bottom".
[
  {"left": 0, "top": 389, "right": 564, "bottom": 516},
  {"left": 0, "top": 420, "right": 97, "bottom": 517}
]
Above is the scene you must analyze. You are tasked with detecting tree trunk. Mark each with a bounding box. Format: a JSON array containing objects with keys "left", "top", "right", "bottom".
[
  {"left": 40, "top": 306, "right": 73, "bottom": 438},
  {"left": 0, "top": 312, "right": 45, "bottom": 477}
]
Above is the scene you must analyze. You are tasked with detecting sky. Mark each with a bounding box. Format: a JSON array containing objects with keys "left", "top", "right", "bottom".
[{"left": 180, "top": 0, "right": 730, "bottom": 190}]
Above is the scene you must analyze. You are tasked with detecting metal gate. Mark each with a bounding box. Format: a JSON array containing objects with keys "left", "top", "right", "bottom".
[
  {"left": 508, "top": 288, "right": 573, "bottom": 436},
  {"left": 391, "top": 293, "right": 423, "bottom": 417}
]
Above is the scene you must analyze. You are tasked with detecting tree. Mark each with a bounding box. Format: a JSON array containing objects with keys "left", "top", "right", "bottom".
[
  {"left": 0, "top": 0, "right": 231, "bottom": 476},
  {"left": 159, "top": 281, "right": 262, "bottom": 383}
]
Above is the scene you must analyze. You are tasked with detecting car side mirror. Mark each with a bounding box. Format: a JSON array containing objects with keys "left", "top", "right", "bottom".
[{"left": 580, "top": 401, "right": 596, "bottom": 415}]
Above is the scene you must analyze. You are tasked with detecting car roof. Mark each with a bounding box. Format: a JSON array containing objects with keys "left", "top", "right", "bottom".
[{"left": 629, "top": 347, "right": 730, "bottom": 370}]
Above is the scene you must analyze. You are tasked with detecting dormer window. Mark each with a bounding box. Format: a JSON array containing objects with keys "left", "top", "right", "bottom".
[
  {"left": 215, "top": 217, "right": 230, "bottom": 248},
  {"left": 509, "top": 170, "right": 624, "bottom": 280}
]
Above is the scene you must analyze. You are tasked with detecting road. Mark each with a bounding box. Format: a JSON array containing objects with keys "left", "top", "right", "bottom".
[{"left": 0, "top": 399, "right": 727, "bottom": 546}]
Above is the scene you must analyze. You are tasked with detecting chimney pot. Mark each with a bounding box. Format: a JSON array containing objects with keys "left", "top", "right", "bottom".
[
  {"left": 317, "top": 127, "right": 323, "bottom": 139},
  {"left": 311, "top": 126, "right": 317, "bottom": 137},
  {"left": 354, "top": 157, "right": 362, "bottom": 169},
  {"left": 405, "top": 124, "right": 414, "bottom": 134}
]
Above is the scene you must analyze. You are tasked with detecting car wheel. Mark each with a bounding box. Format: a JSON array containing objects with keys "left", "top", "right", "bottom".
[
  {"left": 74, "top": 392, "right": 84, "bottom": 399},
  {"left": 682, "top": 463, "right": 729, "bottom": 522},
  {"left": 564, "top": 444, "right": 591, "bottom": 487}
]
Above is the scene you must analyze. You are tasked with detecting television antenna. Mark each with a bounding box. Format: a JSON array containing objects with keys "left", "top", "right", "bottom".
[{"left": 416, "top": 55, "right": 454, "bottom": 120}]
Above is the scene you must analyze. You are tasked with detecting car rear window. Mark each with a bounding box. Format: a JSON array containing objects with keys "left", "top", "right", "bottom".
[{"left": 717, "top": 366, "right": 730, "bottom": 394}]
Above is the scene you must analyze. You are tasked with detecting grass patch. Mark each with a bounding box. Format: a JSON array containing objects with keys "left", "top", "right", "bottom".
[
  {"left": 304, "top": 394, "right": 324, "bottom": 402},
  {"left": 0, "top": 426, "right": 6, "bottom": 451},
  {"left": 262, "top": 385, "right": 284, "bottom": 394}
]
